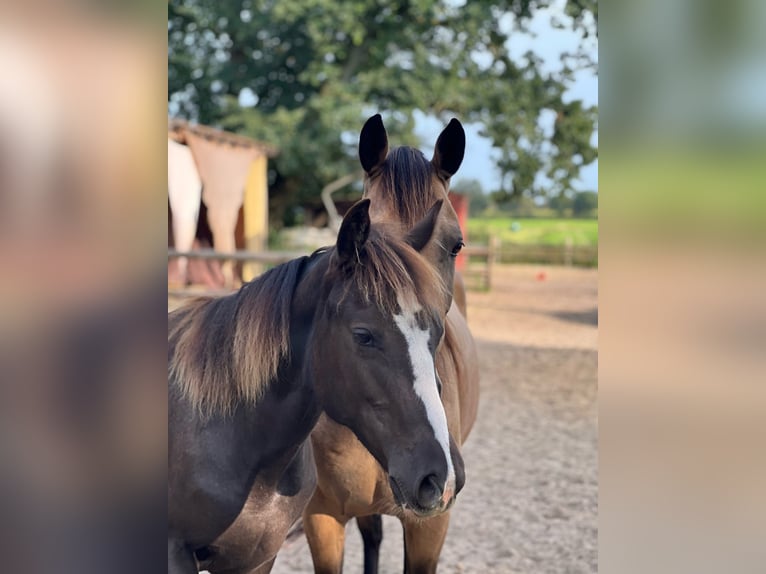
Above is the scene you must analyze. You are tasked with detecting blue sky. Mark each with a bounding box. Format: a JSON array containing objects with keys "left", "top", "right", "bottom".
[{"left": 415, "top": 0, "right": 598, "bottom": 194}]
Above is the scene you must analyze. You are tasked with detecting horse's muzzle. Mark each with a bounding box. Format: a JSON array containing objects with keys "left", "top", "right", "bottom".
[{"left": 388, "top": 475, "right": 456, "bottom": 518}]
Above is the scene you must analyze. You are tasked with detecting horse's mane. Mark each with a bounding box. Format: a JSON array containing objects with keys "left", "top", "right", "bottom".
[
  {"left": 168, "top": 256, "right": 307, "bottom": 418},
  {"left": 169, "top": 231, "right": 446, "bottom": 418},
  {"left": 365, "top": 146, "right": 441, "bottom": 227}
]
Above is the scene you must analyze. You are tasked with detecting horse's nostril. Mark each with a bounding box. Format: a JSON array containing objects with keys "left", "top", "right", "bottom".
[{"left": 416, "top": 473, "right": 443, "bottom": 509}]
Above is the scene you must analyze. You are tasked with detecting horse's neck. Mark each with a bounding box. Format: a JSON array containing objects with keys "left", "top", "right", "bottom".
[
  {"left": 261, "top": 251, "right": 331, "bottom": 422},
  {"left": 226, "top": 353, "right": 320, "bottom": 488},
  {"left": 217, "top": 253, "right": 330, "bottom": 483},
  {"left": 237, "top": 382, "right": 319, "bottom": 487},
  {"left": 441, "top": 302, "right": 480, "bottom": 442},
  {"left": 236, "top": 254, "right": 331, "bottom": 481}
]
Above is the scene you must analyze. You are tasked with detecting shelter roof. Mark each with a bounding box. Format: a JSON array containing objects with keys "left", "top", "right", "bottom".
[{"left": 169, "top": 118, "right": 278, "bottom": 158}]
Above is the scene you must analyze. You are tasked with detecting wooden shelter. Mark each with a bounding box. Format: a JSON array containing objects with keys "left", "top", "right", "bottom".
[{"left": 168, "top": 119, "right": 278, "bottom": 286}]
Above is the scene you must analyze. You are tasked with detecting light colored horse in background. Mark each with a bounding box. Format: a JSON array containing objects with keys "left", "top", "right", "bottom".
[{"left": 303, "top": 115, "right": 480, "bottom": 574}]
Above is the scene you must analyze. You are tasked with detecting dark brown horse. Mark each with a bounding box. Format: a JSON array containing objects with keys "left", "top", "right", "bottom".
[
  {"left": 303, "top": 117, "right": 480, "bottom": 574},
  {"left": 168, "top": 199, "right": 466, "bottom": 573}
]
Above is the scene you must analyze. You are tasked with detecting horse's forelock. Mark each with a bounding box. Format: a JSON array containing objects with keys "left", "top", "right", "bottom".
[
  {"left": 340, "top": 227, "right": 447, "bottom": 320},
  {"left": 366, "top": 147, "right": 443, "bottom": 227}
]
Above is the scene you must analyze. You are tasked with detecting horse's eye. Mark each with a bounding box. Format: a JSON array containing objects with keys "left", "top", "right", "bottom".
[
  {"left": 352, "top": 328, "right": 375, "bottom": 347},
  {"left": 450, "top": 241, "right": 465, "bottom": 258}
]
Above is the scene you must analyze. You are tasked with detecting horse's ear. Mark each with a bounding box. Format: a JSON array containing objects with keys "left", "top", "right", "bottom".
[
  {"left": 336, "top": 198, "right": 371, "bottom": 268},
  {"left": 359, "top": 114, "right": 389, "bottom": 174},
  {"left": 432, "top": 118, "right": 465, "bottom": 180},
  {"left": 406, "top": 200, "right": 443, "bottom": 252}
]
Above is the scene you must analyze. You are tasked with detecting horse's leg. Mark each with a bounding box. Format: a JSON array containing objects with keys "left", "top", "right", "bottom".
[
  {"left": 304, "top": 513, "right": 346, "bottom": 574},
  {"left": 303, "top": 490, "right": 347, "bottom": 574},
  {"left": 402, "top": 512, "right": 450, "bottom": 574},
  {"left": 168, "top": 538, "right": 197, "bottom": 574},
  {"left": 356, "top": 514, "right": 383, "bottom": 574}
]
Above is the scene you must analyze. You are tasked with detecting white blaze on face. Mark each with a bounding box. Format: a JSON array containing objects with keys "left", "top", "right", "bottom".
[{"left": 393, "top": 294, "right": 455, "bottom": 505}]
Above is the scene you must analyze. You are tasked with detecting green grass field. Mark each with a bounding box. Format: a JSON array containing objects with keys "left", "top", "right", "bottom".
[{"left": 467, "top": 217, "right": 598, "bottom": 247}]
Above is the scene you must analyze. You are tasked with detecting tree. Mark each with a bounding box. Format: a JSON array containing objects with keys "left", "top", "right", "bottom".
[
  {"left": 549, "top": 193, "right": 573, "bottom": 216},
  {"left": 572, "top": 190, "right": 598, "bottom": 217},
  {"left": 169, "top": 0, "right": 598, "bottom": 225},
  {"left": 499, "top": 193, "right": 539, "bottom": 217}
]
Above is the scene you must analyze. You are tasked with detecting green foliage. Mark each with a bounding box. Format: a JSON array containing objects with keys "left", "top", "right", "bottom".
[
  {"left": 572, "top": 190, "right": 598, "bottom": 217},
  {"left": 168, "top": 0, "right": 598, "bottom": 224},
  {"left": 548, "top": 193, "right": 574, "bottom": 216}
]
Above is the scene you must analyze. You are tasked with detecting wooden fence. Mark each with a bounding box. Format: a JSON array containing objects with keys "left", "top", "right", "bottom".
[
  {"left": 462, "top": 241, "right": 496, "bottom": 291},
  {"left": 168, "top": 246, "right": 499, "bottom": 294},
  {"left": 168, "top": 247, "right": 305, "bottom": 264},
  {"left": 461, "top": 238, "right": 597, "bottom": 290},
  {"left": 492, "top": 242, "right": 598, "bottom": 267},
  {"left": 168, "top": 248, "right": 305, "bottom": 298},
  {"left": 169, "top": 238, "right": 595, "bottom": 298}
]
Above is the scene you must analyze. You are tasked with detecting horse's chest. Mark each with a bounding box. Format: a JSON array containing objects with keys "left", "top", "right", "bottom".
[{"left": 201, "top": 444, "right": 317, "bottom": 572}]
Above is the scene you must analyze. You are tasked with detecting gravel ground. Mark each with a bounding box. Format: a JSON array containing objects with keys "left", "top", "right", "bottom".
[{"left": 272, "top": 264, "right": 598, "bottom": 574}]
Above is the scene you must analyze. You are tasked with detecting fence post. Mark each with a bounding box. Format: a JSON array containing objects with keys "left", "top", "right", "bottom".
[
  {"left": 492, "top": 236, "right": 502, "bottom": 264},
  {"left": 564, "top": 236, "right": 573, "bottom": 267},
  {"left": 487, "top": 236, "right": 500, "bottom": 290}
]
